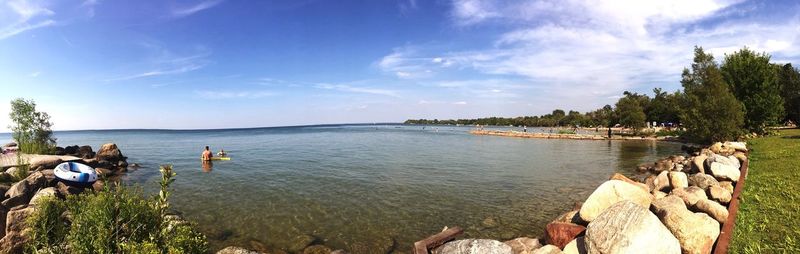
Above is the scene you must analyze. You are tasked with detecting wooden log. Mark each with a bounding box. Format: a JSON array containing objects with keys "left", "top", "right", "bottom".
[{"left": 413, "top": 226, "right": 464, "bottom": 254}]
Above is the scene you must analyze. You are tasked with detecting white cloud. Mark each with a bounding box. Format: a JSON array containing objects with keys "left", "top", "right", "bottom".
[
  {"left": 0, "top": 0, "right": 99, "bottom": 40},
  {"left": 315, "top": 83, "right": 401, "bottom": 98},
  {"left": 395, "top": 71, "right": 412, "bottom": 78},
  {"left": 106, "top": 45, "right": 212, "bottom": 82},
  {"left": 195, "top": 90, "right": 274, "bottom": 99},
  {"left": 172, "top": 0, "right": 224, "bottom": 18},
  {"left": 453, "top": 101, "right": 468, "bottom": 105},
  {"left": 29, "top": 71, "right": 41, "bottom": 77}
]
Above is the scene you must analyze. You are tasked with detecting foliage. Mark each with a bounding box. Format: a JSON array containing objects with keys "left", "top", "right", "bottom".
[
  {"left": 8, "top": 98, "right": 56, "bottom": 154},
  {"left": 26, "top": 166, "right": 208, "bottom": 254},
  {"left": 557, "top": 129, "right": 576, "bottom": 134},
  {"left": 778, "top": 63, "right": 800, "bottom": 125},
  {"left": 679, "top": 46, "right": 745, "bottom": 143},
  {"left": 731, "top": 128, "right": 800, "bottom": 253},
  {"left": 647, "top": 88, "right": 682, "bottom": 124},
  {"left": 721, "top": 48, "right": 785, "bottom": 134},
  {"left": 614, "top": 92, "right": 647, "bottom": 132}
]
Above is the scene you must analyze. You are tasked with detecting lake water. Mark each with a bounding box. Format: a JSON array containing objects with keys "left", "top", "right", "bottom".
[{"left": 1, "top": 125, "right": 683, "bottom": 252}]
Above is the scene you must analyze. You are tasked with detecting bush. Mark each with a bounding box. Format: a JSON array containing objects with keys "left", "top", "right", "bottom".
[
  {"left": 557, "top": 129, "right": 576, "bottom": 134},
  {"left": 26, "top": 165, "right": 208, "bottom": 254},
  {"left": 8, "top": 98, "right": 56, "bottom": 155},
  {"left": 655, "top": 129, "right": 685, "bottom": 137}
]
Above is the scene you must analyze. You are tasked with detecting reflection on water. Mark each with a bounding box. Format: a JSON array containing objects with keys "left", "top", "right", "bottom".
[
  {"left": 201, "top": 161, "right": 213, "bottom": 173},
  {"left": 1, "top": 125, "right": 684, "bottom": 252}
]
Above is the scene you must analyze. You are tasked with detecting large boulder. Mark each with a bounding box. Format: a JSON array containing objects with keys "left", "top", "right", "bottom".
[
  {"left": 584, "top": 201, "right": 680, "bottom": 254},
  {"left": 707, "top": 154, "right": 740, "bottom": 170},
  {"left": 6, "top": 206, "right": 34, "bottom": 235},
  {"left": 504, "top": 237, "right": 541, "bottom": 254},
  {"left": 692, "top": 155, "right": 708, "bottom": 173},
  {"left": 0, "top": 231, "right": 26, "bottom": 254},
  {"left": 216, "top": 246, "right": 263, "bottom": 254},
  {"left": 654, "top": 159, "right": 674, "bottom": 172},
  {"left": 579, "top": 180, "right": 652, "bottom": 222},
  {"left": 609, "top": 173, "right": 648, "bottom": 192},
  {"left": 29, "top": 157, "right": 62, "bottom": 170},
  {"left": 545, "top": 222, "right": 585, "bottom": 249},
  {"left": 653, "top": 171, "right": 670, "bottom": 192},
  {"left": 688, "top": 173, "right": 719, "bottom": 190},
  {"left": 562, "top": 237, "right": 586, "bottom": 254},
  {"left": 724, "top": 141, "right": 747, "bottom": 152},
  {"left": 532, "top": 245, "right": 563, "bottom": 254},
  {"left": 694, "top": 199, "right": 729, "bottom": 224},
  {"left": 708, "top": 185, "right": 732, "bottom": 204},
  {"left": 28, "top": 187, "right": 57, "bottom": 206},
  {"left": 3, "top": 171, "right": 48, "bottom": 208},
  {"left": 96, "top": 143, "right": 124, "bottom": 162},
  {"left": 77, "top": 145, "right": 95, "bottom": 159},
  {"left": 710, "top": 162, "right": 740, "bottom": 182},
  {"left": 670, "top": 186, "right": 708, "bottom": 207},
  {"left": 432, "top": 239, "right": 513, "bottom": 254},
  {"left": 668, "top": 172, "right": 688, "bottom": 189},
  {"left": 651, "top": 196, "right": 720, "bottom": 254}
]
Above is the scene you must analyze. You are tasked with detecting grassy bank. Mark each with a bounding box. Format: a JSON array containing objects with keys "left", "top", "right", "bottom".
[{"left": 730, "top": 128, "right": 800, "bottom": 253}]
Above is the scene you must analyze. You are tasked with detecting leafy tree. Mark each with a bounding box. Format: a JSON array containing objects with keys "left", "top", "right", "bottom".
[
  {"left": 778, "top": 63, "right": 800, "bottom": 124},
  {"left": 8, "top": 98, "right": 56, "bottom": 154},
  {"left": 721, "top": 48, "right": 784, "bottom": 134},
  {"left": 647, "top": 88, "right": 683, "bottom": 125},
  {"left": 680, "top": 47, "right": 745, "bottom": 143},
  {"left": 615, "top": 94, "right": 647, "bottom": 132}
]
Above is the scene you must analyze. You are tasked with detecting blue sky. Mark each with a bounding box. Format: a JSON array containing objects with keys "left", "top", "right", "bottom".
[{"left": 1, "top": 0, "right": 799, "bottom": 130}]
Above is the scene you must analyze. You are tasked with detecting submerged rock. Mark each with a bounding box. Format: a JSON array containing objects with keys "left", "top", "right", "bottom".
[
  {"left": 504, "top": 237, "right": 541, "bottom": 254},
  {"left": 584, "top": 201, "right": 680, "bottom": 254},
  {"left": 216, "top": 246, "right": 263, "bottom": 254},
  {"left": 433, "top": 239, "right": 513, "bottom": 254},
  {"left": 302, "top": 245, "right": 332, "bottom": 254},
  {"left": 579, "top": 180, "right": 652, "bottom": 222}
]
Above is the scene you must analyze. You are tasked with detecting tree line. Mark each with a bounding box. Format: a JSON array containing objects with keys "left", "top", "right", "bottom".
[{"left": 406, "top": 46, "right": 800, "bottom": 144}]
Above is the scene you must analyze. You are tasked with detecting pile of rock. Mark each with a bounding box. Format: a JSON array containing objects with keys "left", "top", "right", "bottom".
[
  {"left": 0, "top": 143, "right": 130, "bottom": 253},
  {"left": 431, "top": 141, "right": 747, "bottom": 254}
]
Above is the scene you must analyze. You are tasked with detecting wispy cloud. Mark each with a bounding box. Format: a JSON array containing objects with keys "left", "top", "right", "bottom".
[
  {"left": 105, "top": 44, "right": 212, "bottom": 82},
  {"left": 171, "top": 0, "right": 224, "bottom": 18},
  {"left": 194, "top": 90, "right": 275, "bottom": 99},
  {"left": 29, "top": 71, "right": 42, "bottom": 77},
  {"left": 105, "top": 64, "right": 205, "bottom": 81},
  {"left": 0, "top": 0, "right": 100, "bottom": 40},
  {"left": 315, "top": 83, "right": 401, "bottom": 98}
]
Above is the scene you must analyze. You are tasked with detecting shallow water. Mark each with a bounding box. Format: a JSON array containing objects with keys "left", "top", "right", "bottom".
[{"left": 1, "top": 125, "right": 682, "bottom": 252}]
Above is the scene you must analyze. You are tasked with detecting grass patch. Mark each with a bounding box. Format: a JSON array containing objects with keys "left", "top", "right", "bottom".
[
  {"left": 557, "top": 129, "right": 577, "bottom": 134},
  {"left": 730, "top": 128, "right": 800, "bottom": 253}
]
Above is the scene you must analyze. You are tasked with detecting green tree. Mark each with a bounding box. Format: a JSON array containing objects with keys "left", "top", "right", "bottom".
[
  {"left": 681, "top": 47, "right": 745, "bottom": 143},
  {"left": 778, "top": 63, "right": 800, "bottom": 124},
  {"left": 615, "top": 94, "right": 647, "bottom": 132},
  {"left": 8, "top": 98, "right": 56, "bottom": 154},
  {"left": 647, "top": 88, "right": 682, "bottom": 125},
  {"left": 721, "top": 48, "right": 784, "bottom": 134}
]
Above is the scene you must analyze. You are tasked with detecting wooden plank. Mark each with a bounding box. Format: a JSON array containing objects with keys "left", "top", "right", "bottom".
[
  {"left": 713, "top": 154, "right": 749, "bottom": 254},
  {"left": 413, "top": 227, "right": 463, "bottom": 254}
]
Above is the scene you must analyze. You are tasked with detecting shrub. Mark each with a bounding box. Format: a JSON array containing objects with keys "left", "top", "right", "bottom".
[
  {"left": 557, "top": 129, "right": 576, "bottom": 134},
  {"left": 26, "top": 165, "right": 208, "bottom": 254},
  {"left": 8, "top": 98, "right": 56, "bottom": 155}
]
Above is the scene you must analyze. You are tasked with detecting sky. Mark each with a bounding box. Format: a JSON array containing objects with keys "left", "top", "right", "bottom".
[{"left": 1, "top": 0, "right": 799, "bottom": 130}]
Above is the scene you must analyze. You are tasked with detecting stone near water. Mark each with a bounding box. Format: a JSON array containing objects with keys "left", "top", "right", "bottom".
[
  {"left": 654, "top": 159, "right": 673, "bottom": 172},
  {"left": 584, "top": 201, "right": 680, "bottom": 254},
  {"left": 653, "top": 191, "right": 668, "bottom": 199},
  {"left": 651, "top": 196, "right": 720, "bottom": 254},
  {"left": 532, "top": 244, "right": 563, "bottom": 254},
  {"left": 504, "top": 237, "right": 541, "bottom": 254},
  {"left": 670, "top": 186, "right": 707, "bottom": 207},
  {"left": 3, "top": 171, "right": 48, "bottom": 208},
  {"left": 553, "top": 210, "right": 583, "bottom": 225},
  {"left": 302, "top": 245, "right": 332, "bottom": 254},
  {"left": 710, "top": 162, "right": 740, "bottom": 182},
  {"left": 216, "top": 246, "right": 263, "bottom": 254},
  {"left": 708, "top": 185, "right": 732, "bottom": 204},
  {"left": 654, "top": 171, "right": 670, "bottom": 192},
  {"left": 432, "top": 239, "right": 513, "bottom": 254},
  {"left": 609, "top": 173, "right": 648, "bottom": 192},
  {"left": 688, "top": 173, "right": 719, "bottom": 190},
  {"left": 562, "top": 237, "right": 586, "bottom": 254},
  {"left": 694, "top": 199, "right": 729, "bottom": 224},
  {"left": 29, "top": 157, "right": 62, "bottom": 170},
  {"left": 692, "top": 155, "right": 708, "bottom": 174},
  {"left": 644, "top": 175, "right": 656, "bottom": 193},
  {"left": 95, "top": 167, "right": 113, "bottom": 177},
  {"left": 579, "top": 180, "right": 652, "bottom": 222},
  {"left": 545, "top": 222, "right": 585, "bottom": 249},
  {"left": 668, "top": 172, "right": 688, "bottom": 189},
  {"left": 285, "top": 234, "right": 315, "bottom": 253},
  {"left": 96, "top": 143, "right": 124, "bottom": 162}
]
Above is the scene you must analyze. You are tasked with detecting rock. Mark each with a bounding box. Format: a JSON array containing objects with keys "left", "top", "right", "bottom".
[
  {"left": 4, "top": 167, "right": 19, "bottom": 176},
  {"left": 609, "top": 173, "right": 648, "bottom": 192},
  {"left": 545, "top": 222, "right": 585, "bottom": 249},
  {"left": 29, "top": 157, "right": 62, "bottom": 170},
  {"left": 670, "top": 186, "right": 708, "bottom": 207},
  {"left": 562, "top": 237, "right": 586, "bottom": 254},
  {"left": 81, "top": 158, "right": 99, "bottom": 168},
  {"left": 331, "top": 250, "right": 348, "bottom": 254},
  {"left": 302, "top": 245, "right": 332, "bottom": 254},
  {"left": 0, "top": 185, "right": 9, "bottom": 198},
  {"left": 348, "top": 236, "right": 395, "bottom": 254},
  {"left": 532, "top": 245, "right": 563, "bottom": 254},
  {"left": 0, "top": 173, "right": 12, "bottom": 182},
  {"left": 483, "top": 217, "right": 499, "bottom": 228},
  {"left": 719, "top": 181, "right": 734, "bottom": 193},
  {"left": 653, "top": 191, "right": 668, "bottom": 199},
  {"left": 553, "top": 210, "right": 583, "bottom": 225},
  {"left": 1, "top": 143, "right": 16, "bottom": 148},
  {"left": 95, "top": 168, "right": 113, "bottom": 177},
  {"left": 653, "top": 171, "right": 670, "bottom": 192},
  {"left": 654, "top": 159, "right": 673, "bottom": 172},
  {"left": 694, "top": 199, "right": 729, "bottom": 223},
  {"left": 644, "top": 175, "right": 656, "bottom": 192},
  {"left": 39, "top": 169, "right": 56, "bottom": 187},
  {"left": 3, "top": 171, "right": 48, "bottom": 208},
  {"left": 96, "top": 143, "right": 124, "bottom": 162},
  {"left": 708, "top": 154, "right": 741, "bottom": 170},
  {"left": 708, "top": 185, "right": 732, "bottom": 204},
  {"left": 578, "top": 180, "right": 652, "bottom": 222},
  {"left": 432, "top": 239, "right": 513, "bottom": 254},
  {"left": 733, "top": 152, "right": 747, "bottom": 162},
  {"left": 584, "top": 201, "right": 680, "bottom": 254},
  {"left": 56, "top": 181, "right": 83, "bottom": 196},
  {"left": 77, "top": 145, "right": 95, "bottom": 159},
  {"left": 668, "top": 172, "right": 688, "bottom": 189},
  {"left": 688, "top": 173, "right": 719, "bottom": 190},
  {"left": 29, "top": 187, "right": 57, "bottom": 206},
  {"left": 651, "top": 196, "right": 720, "bottom": 254},
  {"left": 0, "top": 232, "right": 26, "bottom": 254},
  {"left": 670, "top": 155, "right": 685, "bottom": 164},
  {"left": 674, "top": 164, "right": 685, "bottom": 172},
  {"left": 692, "top": 155, "right": 708, "bottom": 173},
  {"left": 216, "top": 246, "right": 262, "bottom": 254},
  {"left": 6, "top": 206, "right": 34, "bottom": 235},
  {"left": 285, "top": 234, "right": 315, "bottom": 252},
  {"left": 504, "top": 237, "right": 541, "bottom": 254},
  {"left": 724, "top": 141, "right": 747, "bottom": 152},
  {"left": 709, "top": 142, "right": 723, "bottom": 154},
  {"left": 92, "top": 180, "right": 106, "bottom": 192},
  {"left": 710, "top": 162, "right": 740, "bottom": 182}
]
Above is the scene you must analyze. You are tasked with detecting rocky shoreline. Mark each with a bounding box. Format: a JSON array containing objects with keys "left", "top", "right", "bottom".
[
  {"left": 424, "top": 141, "right": 748, "bottom": 254},
  {"left": 0, "top": 142, "right": 130, "bottom": 253},
  {"left": 469, "top": 129, "right": 682, "bottom": 142}
]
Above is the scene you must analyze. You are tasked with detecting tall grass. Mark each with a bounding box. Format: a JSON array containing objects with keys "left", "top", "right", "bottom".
[{"left": 26, "top": 165, "right": 208, "bottom": 254}]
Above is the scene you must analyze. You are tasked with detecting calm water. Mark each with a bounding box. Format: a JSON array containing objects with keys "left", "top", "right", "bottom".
[{"left": 1, "top": 125, "right": 682, "bottom": 252}]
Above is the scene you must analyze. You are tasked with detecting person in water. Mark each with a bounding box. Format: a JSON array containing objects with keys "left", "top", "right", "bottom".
[
  {"left": 217, "top": 149, "right": 226, "bottom": 157},
  {"left": 202, "top": 146, "right": 213, "bottom": 161}
]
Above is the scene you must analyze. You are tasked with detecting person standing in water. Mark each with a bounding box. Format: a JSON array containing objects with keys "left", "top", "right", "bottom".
[{"left": 202, "top": 146, "right": 213, "bottom": 161}]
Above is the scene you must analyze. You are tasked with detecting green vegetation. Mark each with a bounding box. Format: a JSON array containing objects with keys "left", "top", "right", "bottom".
[
  {"left": 680, "top": 47, "right": 745, "bottom": 143},
  {"left": 730, "top": 128, "right": 800, "bottom": 253},
  {"left": 406, "top": 46, "right": 800, "bottom": 144},
  {"left": 722, "top": 48, "right": 785, "bottom": 134},
  {"left": 8, "top": 98, "right": 56, "bottom": 154},
  {"left": 557, "top": 129, "right": 576, "bottom": 134},
  {"left": 26, "top": 165, "right": 208, "bottom": 254}
]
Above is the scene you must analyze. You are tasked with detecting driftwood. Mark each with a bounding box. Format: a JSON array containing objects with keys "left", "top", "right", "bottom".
[{"left": 413, "top": 226, "right": 463, "bottom": 254}]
